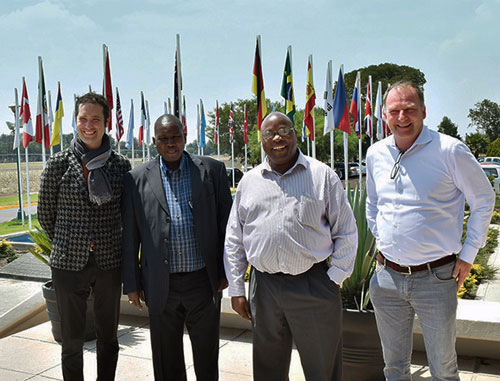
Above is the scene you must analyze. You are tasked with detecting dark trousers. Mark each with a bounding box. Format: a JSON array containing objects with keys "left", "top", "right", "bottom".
[
  {"left": 52, "top": 254, "right": 121, "bottom": 381},
  {"left": 148, "top": 268, "right": 221, "bottom": 381},
  {"left": 249, "top": 262, "right": 343, "bottom": 381}
]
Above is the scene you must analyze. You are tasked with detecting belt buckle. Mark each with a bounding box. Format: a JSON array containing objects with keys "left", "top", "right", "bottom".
[{"left": 404, "top": 265, "right": 411, "bottom": 275}]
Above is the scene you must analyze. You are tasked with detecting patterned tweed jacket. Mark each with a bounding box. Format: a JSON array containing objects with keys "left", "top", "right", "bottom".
[{"left": 38, "top": 148, "right": 131, "bottom": 271}]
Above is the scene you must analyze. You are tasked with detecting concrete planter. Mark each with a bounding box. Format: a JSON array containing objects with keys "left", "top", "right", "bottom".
[{"left": 42, "top": 281, "right": 96, "bottom": 343}]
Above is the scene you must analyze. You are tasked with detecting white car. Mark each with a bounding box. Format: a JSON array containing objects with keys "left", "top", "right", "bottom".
[
  {"left": 481, "top": 164, "right": 500, "bottom": 194},
  {"left": 349, "top": 162, "right": 366, "bottom": 175},
  {"left": 478, "top": 157, "right": 500, "bottom": 165}
]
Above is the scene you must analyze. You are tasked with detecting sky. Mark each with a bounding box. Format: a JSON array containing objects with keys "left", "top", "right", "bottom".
[{"left": 1, "top": 0, "right": 500, "bottom": 144}]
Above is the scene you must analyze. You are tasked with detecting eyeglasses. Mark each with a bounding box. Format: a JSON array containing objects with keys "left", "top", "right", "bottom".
[
  {"left": 390, "top": 151, "right": 404, "bottom": 180},
  {"left": 262, "top": 126, "right": 295, "bottom": 141}
]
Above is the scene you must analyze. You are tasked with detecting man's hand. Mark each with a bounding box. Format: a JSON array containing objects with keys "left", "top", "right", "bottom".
[
  {"left": 217, "top": 278, "right": 228, "bottom": 292},
  {"left": 452, "top": 259, "right": 472, "bottom": 291},
  {"left": 231, "top": 296, "right": 252, "bottom": 321},
  {"left": 127, "top": 290, "right": 145, "bottom": 311}
]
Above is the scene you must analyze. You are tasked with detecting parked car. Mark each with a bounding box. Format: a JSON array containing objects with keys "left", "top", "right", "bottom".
[
  {"left": 226, "top": 168, "right": 244, "bottom": 187},
  {"left": 349, "top": 162, "right": 367, "bottom": 175},
  {"left": 481, "top": 164, "right": 500, "bottom": 194},
  {"left": 334, "top": 162, "right": 358, "bottom": 179},
  {"left": 478, "top": 157, "right": 500, "bottom": 165}
]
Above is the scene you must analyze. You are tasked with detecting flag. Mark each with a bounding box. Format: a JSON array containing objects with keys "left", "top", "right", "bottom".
[
  {"left": 228, "top": 104, "right": 234, "bottom": 144},
  {"left": 115, "top": 88, "right": 124, "bottom": 142},
  {"left": 280, "top": 47, "right": 296, "bottom": 123},
  {"left": 251, "top": 36, "right": 267, "bottom": 141},
  {"left": 364, "top": 78, "right": 373, "bottom": 138},
  {"left": 173, "top": 34, "right": 182, "bottom": 119},
  {"left": 20, "top": 79, "right": 34, "bottom": 148},
  {"left": 103, "top": 45, "right": 113, "bottom": 131},
  {"left": 332, "top": 66, "right": 351, "bottom": 134},
  {"left": 214, "top": 100, "right": 219, "bottom": 145},
  {"left": 200, "top": 99, "right": 206, "bottom": 148},
  {"left": 375, "top": 81, "right": 384, "bottom": 140},
  {"left": 50, "top": 83, "right": 64, "bottom": 147},
  {"left": 323, "top": 61, "right": 334, "bottom": 135},
  {"left": 349, "top": 72, "right": 361, "bottom": 138},
  {"left": 146, "top": 100, "right": 151, "bottom": 146},
  {"left": 196, "top": 104, "right": 200, "bottom": 150},
  {"left": 168, "top": 98, "right": 172, "bottom": 114},
  {"left": 35, "top": 57, "right": 50, "bottom": 149},
  {"left": 126, "top": 99, "right": 134, "bottom": 149},
  {"left": 244, "top": 104, "right": 248, "bottom": 145},
  {"left": 182, "top": 96, "right": 187, "bottom": 135},
  {"left": 301, "top": 121, "right": 306, "bottom": 142},
  {"left": 304, "top": 55, "right": 316, "bottom": 141},
  {"left": 72, "top": 95, "right": 77, "bottom": 137},
  {"left": 138, "top": 92, "right": 145, "bottom": 146}
]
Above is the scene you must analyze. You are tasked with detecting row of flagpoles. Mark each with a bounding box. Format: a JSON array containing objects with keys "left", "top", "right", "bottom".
[{"left": 11, "top": 34, "right": 393, "bottom": 227}]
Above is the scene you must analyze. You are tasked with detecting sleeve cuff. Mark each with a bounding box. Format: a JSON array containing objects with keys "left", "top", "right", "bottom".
[
  {"left": 327, "top": 266, "right": 352, "bottom": 287},
  {"left": 458, "top": 243, "right": 479, "bottom": 265}
]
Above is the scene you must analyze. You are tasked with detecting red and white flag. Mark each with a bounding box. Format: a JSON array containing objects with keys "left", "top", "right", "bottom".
[
  {"left": 20, "top": 78, "right": 34, "bottom": 148},
  {"left": 138, "top": 91, "right": 146, "bottom": 146},
  {"left": 35, "top": 57, "right": 50, "bottom": 149},
  {"left": 364, "top": 77, "right": 373, "bottom": 138},
  {"left": 228, "top": 105, "right": 234, "bottom": 144},
  {"left": 115, "top": 88, "right": 124, "bottom": 142}
]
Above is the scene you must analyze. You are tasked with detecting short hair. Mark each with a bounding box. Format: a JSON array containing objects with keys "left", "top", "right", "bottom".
[
  {"left": 383, "top": 81, "right": 425, "bottom": 108},
  {"left": 75, "top": 92, "right": 110, "bottom": 121},
  {"left": 154, "top": 114, "right": 184, "bottom": 136}
]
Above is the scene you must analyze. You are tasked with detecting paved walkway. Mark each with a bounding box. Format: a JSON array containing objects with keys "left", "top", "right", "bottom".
[{"left": 0, "top": 315, "right": 499, "bottom": 380}]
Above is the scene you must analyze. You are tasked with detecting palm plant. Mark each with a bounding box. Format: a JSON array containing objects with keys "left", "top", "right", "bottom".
[
  {"left": 341, "top": 184, "right": 377, "bottom": 310},
  {"left": 27, "top": 228, "right": 51, "bottom": 266}
]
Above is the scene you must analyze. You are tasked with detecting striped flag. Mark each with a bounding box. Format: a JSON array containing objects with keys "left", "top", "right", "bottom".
[
  {"left": 251, "top": 36, "right": 267, "bottom": 141},
  {"left": 332, "top": 66, "right": 351, "bottom": 134},
  {"left": 125, "top": 99, "right": 134, "bottom": 149},
  {"left": 304, "top": 55, "right": 316, "bottom": 141},
  {"left": 200, "top": 99, "right": 206, "bottom": 148},
  {"left": 228, "top": 104, "right": 234, "bottom": 144},
  {"left": 173, "top": 34, "right": 182, "bottom": 119},
  {"left": 50, "top": 82, "right": 64, "bottom": 147},
  {"left": 375, "top": 81, "right": 384, "bottom": 140},
  {"left": 35, "top": 57, "right": 50, "bottom": 149},
  {"left": 364, "top": 77, "right": 373, "bottom": 138},
  {"left": 115, "top": 88, "right": 124, "bottom": 142},
  {"left": 280, "top": 46, "right": 296, "bottom": 123},
  {"left": 103, "top": 44, "right": 113, "bottom": 131},
  {"left": 349, "top": 72, "right": 361, "bottom": 138},
  {"left": 138, "top": 92, "right": 145, "bottom": 146},
  {"left": 20, "top": 78, "right": 34, "bottom": 148}
]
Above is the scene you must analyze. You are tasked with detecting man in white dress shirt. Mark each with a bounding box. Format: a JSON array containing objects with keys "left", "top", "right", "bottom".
[
  {"left": 224, "top": 112, "right": 357, "bottom": 381},
  {"left": 366, "top": 81, "right": 495, "bottom": 381}
]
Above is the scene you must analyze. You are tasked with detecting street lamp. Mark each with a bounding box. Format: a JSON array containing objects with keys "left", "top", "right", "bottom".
[{"left": 9, "top": 101, "right": 26, "bottom": 223}]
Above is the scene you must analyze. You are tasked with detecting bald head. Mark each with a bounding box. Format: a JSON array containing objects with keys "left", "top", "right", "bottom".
[{"left": 154, "top": 114, "right": 184, "bottom": 137}]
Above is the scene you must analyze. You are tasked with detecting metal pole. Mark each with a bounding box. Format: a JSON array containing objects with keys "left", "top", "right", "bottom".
[{"left": 13, "top": 89, "right": 25, "bottom": 224}]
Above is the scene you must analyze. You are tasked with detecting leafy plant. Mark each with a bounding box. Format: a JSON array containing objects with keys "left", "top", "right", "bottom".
[
  {"left": 341, "top": 184, "right": 377, "bottom": 310},
  {"left": 0, "top": 239, "right": 17, "bottom": 263},
  {"left": 27, "top": 228, "right": 51, "bottom": 266}
]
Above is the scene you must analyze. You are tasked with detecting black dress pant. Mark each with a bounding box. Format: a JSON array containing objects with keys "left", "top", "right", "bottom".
[
  {"left": 52, "top": 254, "right": 121, "bottom": 381},
  {"left": 148, "top": 268, "right": 221, "bottom": 381}
]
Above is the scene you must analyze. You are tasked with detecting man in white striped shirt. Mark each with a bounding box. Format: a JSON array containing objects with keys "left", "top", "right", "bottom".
[{"left": 224, "top": 112, "right": 358, "bottom": 380}]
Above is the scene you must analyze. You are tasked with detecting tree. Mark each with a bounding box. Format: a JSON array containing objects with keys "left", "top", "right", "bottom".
[
  {"left": 437, "top": 116, "right": 461, "bottom": 140},
  {"left": 468, "top": 99, "right": 500, "bottom": 142},
  {"left": 486, "top": 137, "right": 500, "bottom": 157},
  {"left": 465, "top": 132, "right": 489, "bottom": 158}
]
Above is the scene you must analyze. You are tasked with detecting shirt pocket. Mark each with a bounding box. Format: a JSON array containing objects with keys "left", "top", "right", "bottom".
[{"left": 297, "top": 195, "right": 324, "bottom": 228}]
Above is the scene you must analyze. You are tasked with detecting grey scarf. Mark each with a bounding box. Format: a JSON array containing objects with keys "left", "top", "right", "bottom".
[{"left": 71, "top": 134, "right": 113, "bottom": 205}]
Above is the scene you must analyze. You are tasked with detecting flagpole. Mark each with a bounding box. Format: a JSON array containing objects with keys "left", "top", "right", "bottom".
[
  {"left": 369, "top": 76, "right": 373, "bottom": 146},
  {"left": 103, "top": 44, "right": 108, "bottom": 133},
  {"left": 257, "top": 35, "right": 265, "bottom": 164},
  {"left": 146, "top": 100, "right": 151, "bottom": 161},
  {"left": 13, "top": 88, "right": 25, "bottom": 225},
  {"left": 196, "top": 104, "right": 201, "bottom": 155},
  {"left": 25, "top": 144, "right": 32, "bottom": 230},
  {"left": 216, "top": 101, "right": 220, "bottom": 161},
  {"left": 231, "top": 140, "right": 235, "bottom": 189},
  {"left": 358, "top": 73, "right": 363, "bottom": 190},
  {"left": 130, "top": 99, "right": 135, "bottom": 169},
  {"left": 340, "top": 64, "right": 349, "bottom": 188},
  {"left": 310, "top": 54, "right": 316, "bottom": 159},
  {"left": 58, "top": 82, "right": 63, "bottom": 150},
  {"left": 244, "top": 104, "right": 248, "bottom": 172},
  {"left": 176, "top": 34, "right": 182, "bottom": 118},
  {"left": 48, "top": 90, "right": 54, "bottom": 157},
  {"left": 38, "top": 56, "right": 47, "bottom": 168}
]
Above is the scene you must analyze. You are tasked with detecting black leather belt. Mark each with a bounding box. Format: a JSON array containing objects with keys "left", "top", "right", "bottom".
[{"left": 376, "top": 252, "right": 456, "bottom": 274}]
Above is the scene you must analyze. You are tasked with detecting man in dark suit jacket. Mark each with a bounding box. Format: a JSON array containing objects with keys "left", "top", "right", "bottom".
[{"left": 121, "top": 114, "right": 232, "bottom": 381}]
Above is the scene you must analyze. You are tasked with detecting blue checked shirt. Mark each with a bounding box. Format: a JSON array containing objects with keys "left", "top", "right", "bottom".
[{"left": 160, "top": 154, "right": 204, "bottom": 273}]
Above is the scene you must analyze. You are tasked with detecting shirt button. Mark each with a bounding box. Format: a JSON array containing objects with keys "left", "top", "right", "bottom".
[
  {"left": 178, "top": 251, "right": 182, "bottom": 255},
  {"left": 393, "top": 223, "right": 398, "bottom": 227},
  {"left": 164, "top": 259, "right": 168, "bottom": 265},
  {"left": 166, "top": 217, "right": 171, "bottom": 222},
  {"left": 393, "top": 241, "right": 398, "bottom": 245},
  {"left": 164, "top": 238, "right": 168, "bottom": 243},
  {"left": 176, "top": 215, "right": 180, "bottom": 219},
  {"left": 175, "top": 197, "right": 178, "bottom": 201},
  {"left": 177, "top": 233, "right": 181, "bottom": 237}
]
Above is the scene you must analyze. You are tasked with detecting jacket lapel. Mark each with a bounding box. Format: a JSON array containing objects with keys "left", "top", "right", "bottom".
[
  {"left": 146, "top": 156, "right": 170, "bottom": 216},
  {"left": 188, "top": 153, "right": 204, "bottom": 206}
]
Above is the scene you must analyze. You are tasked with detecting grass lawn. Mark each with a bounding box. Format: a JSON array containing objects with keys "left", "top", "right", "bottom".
[
  {"left": 0, "top": 216, "right": 40, "bottom": 235},
  {"left": 0, "top": 193, "right": 38, "bottom": 207}
]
